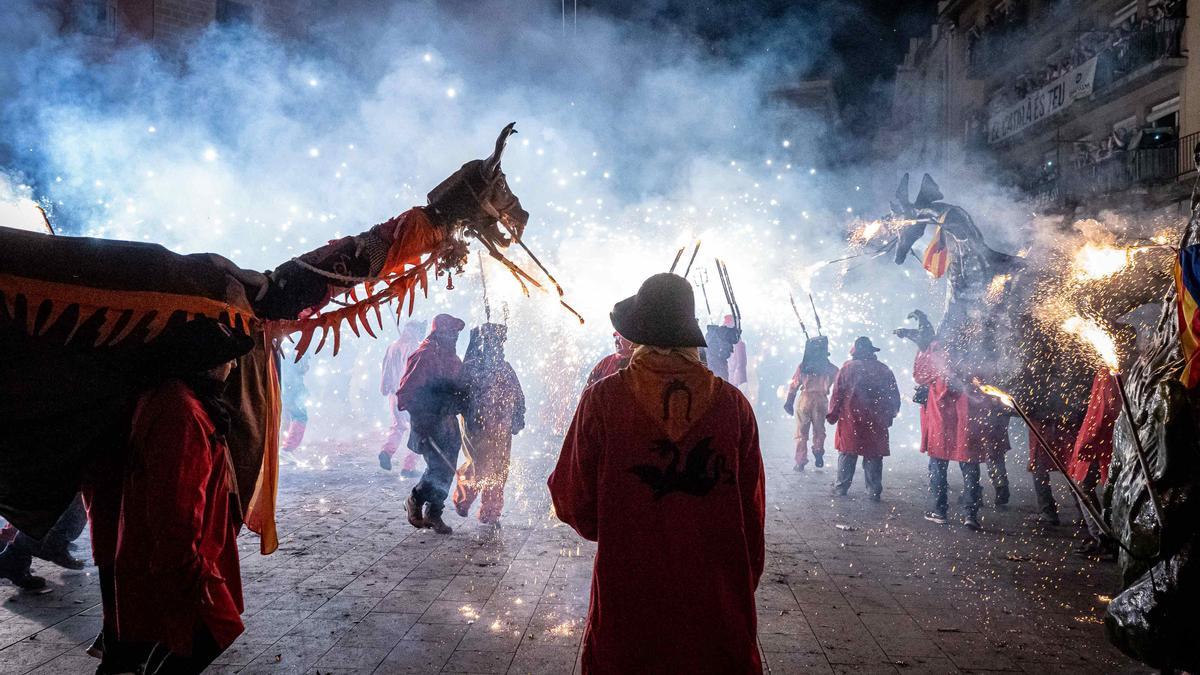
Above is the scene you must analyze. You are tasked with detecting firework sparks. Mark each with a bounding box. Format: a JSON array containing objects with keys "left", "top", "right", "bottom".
[
  {"left": 1061, "top": 315, "right": 1119, "bottom": 372},
  {"left": 985, "top": 273, "right": 1010, "bottom": 303},
  {"left": 973, "top": 379, "right": 1014, "bottom": 409}
]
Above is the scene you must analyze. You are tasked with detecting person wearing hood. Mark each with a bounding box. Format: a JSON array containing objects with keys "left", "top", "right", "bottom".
[
  {"left": 452, "top": 323, "right": 526, "bottom": 526},
  {"left": 395, "top": 314, "right": 467, "bottom": 535},
  {"left": 784, "top": 336, "right": 839, "bottom": 472},
  {"left": 94, "top": 317, "right": 254, "bottom": 674},
  {"left": 379, "top": 319, "right": 429, "bottom": 477},
  {"left": 585, "top": 331, "right": 634, "bottom": 388},
  {"left": 549, "top": 273, "right": 765, "bottom": 675},
  {"left": 827, "top": 337, "right": 902, "bottom": 501}
]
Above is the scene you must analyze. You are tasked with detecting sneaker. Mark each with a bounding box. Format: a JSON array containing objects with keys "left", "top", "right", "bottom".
[
  {"left": 964, "top": 514, "right": 981, "bottom": 531},
  {"left": 0, "top": 567, "right": 46, "bottom": 590},
  {"left": 924, "top": 511, "right": 948, "bottom": 525},
  {"left": 424, "top": 510, "right": 453, "bottom": 536},
  {"left": 378, "top": 451, "right": 393, "bottom": 471},
  {"left": 405, "top": 495, "right": 428, "bottom": 529},
  {"left": 995, "top": 488, "right": 1010, "bottom": 510},
  {"left": 793, "top": 464, "right": 805, "bottom": 473},
  {"left": 813, "top": 452, "right": 824, "bottom": 468},
  {"left": 1038, "top": 511, "right": 1061, "bottom": 526},
  {"left": 868, "top": 493, "right": 882, "bottom": 503},
  {"left": 831, "top": 488, "right": 848, "bottom": 498}
]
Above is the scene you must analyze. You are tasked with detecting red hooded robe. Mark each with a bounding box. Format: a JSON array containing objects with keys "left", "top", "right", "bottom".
[
  {"left": 113, "top": 380, "right": 244, "bottom": 654},
  {"left": 828, "top": 356, "right": 902, "bottom": 458},
  {"left": 549, "top": 353, "right": 765, "bottom": 675},
  {"left": 1068, "top": 371, "right": 1121, "bottom": 483}
]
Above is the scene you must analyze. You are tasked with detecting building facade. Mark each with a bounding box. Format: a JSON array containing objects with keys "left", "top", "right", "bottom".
[{"left": 885, "top": 0, "right": 1195, "bottom": 217}]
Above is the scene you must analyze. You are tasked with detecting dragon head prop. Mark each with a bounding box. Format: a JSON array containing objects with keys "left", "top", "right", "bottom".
[{"left": 427, "top": 123, "right": 527, "bottom": 253}]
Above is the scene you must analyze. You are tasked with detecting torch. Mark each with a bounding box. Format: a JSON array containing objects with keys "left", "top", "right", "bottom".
[{"left": 1061, "top": 316, "right": 1165, "bottom": 529}]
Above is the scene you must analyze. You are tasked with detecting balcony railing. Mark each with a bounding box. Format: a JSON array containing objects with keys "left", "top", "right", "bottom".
[{"left": 1028, "top": 131, "right": 1195, "bottom": 209}]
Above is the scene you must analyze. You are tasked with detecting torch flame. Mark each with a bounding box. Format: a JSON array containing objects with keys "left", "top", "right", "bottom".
[
  {"left": 973, "top": 378, "right": 1015, "bottom": 409},
  {"left": 1070, "top": 242, "right": 1160, "bottom": 282},
  {"left": 1061, "top": 315, "right": 1120, "bottom": 373}
]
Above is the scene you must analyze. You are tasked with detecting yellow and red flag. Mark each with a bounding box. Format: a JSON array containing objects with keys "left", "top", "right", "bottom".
[
  {"left": 1173, "top": 244, "right": 1200, "bottom": 388},
  {"left": 922, "top": 226, "right": 950, "bottom": 278}
]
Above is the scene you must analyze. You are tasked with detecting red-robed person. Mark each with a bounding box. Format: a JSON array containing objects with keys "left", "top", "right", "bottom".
[
  {"left": 827, "top": 337, "right": 901, "bottom": 501},
  {"left": 397, "top": 314, "right": 467, "bottom": 535},
  {"left": 1068, "top": 325, "right": 1132, "bottom": 552},
  {"left": 912, "top": 339, "right": 987, "bottom": 530},
  {"left": 104, "top": 318, "right": 254, "bottom": 674},
  {"left": 549, "top": 273, "right": 765, "bottom": 675},
  {"left": 584, "top": 331, "right": 634, "bottom": 388}
]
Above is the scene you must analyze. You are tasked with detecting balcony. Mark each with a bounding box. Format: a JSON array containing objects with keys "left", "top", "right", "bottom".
[
  {"left": 1028, "top": 130, "right": 1198, "bottom": 210},
  {"left": 983, "top": 14, "right": 1185, "bottom": 145}
]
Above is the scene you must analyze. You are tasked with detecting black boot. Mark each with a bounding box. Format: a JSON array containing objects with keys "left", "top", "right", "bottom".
[
  {"left": 424, "top": 506, "right": 453, "bottom": 535},
  {"left": 813, "top": 451, "right": 825, "bottom": 469},
  {"left": 406, "top": 494, "right": 428, "bottom": 529}
]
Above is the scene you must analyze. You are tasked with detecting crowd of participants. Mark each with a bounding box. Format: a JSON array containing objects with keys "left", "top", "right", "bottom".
[{"left": 0, "top": 270, "right": 1126, "bottom": 673}]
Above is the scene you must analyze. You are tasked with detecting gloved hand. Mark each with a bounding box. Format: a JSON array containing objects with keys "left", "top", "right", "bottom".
[
  {"left": 825, "top": 413, "right": 838, "bottom": 425},
  {"left": 913, "top": 384, "right": 929, "bottom": 405},
  {"left": 783, "top": 401, "right": 795, "bottom": 416}
]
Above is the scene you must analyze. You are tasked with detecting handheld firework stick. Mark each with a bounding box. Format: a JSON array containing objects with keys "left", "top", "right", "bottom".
[
  {"left": 975, "top": 381, "right": 1154, "bottom": 561},
  {"left": 808, "top": 293, "right": 823, "bottom": 336},
  {"left": 716, "top": 258, "right": 741, "bottom": 332},
  {"left": 1061, "top": 315, "right": 1167, "bottom": 534},
  {"left": 789, "top": 294, "right": 810, "bottom": 340},
  {"left": 684, "top": 240, "right": 702, "bottom": 277},
  {"left": 515, "top": 240, "right": 585, "bottom": 324},
  {"left": 669, "top": 246, "right": 686, "bottom": 273},
  {"left": 696, "top": 268, "right": 712, "bottom": 315},
  {"left": 477, "top": 251, "right": 492, "bottom": 322}
]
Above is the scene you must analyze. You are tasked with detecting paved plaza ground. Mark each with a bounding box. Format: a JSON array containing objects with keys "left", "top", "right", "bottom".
[{"left": 0, "top": 415, "right": 1151, "bottom": 674}]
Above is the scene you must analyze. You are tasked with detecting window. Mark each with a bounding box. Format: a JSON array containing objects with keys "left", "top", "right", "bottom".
[
  {"left": 1148, "top": 95, "right": 1180, "bottom": 129},
  {"left": 77, "top": 0, "right": 117, "bottom": 38},
  {"left": 1111, "top": 0, "right": 1137, "bottom": 26},
  {"left": 216, "top": 0, "right": 253, "bottom": 26}
]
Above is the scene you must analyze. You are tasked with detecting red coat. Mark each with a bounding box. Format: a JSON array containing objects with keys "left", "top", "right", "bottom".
[
  {"left": 395, "top": 337, "right": 463, "bottom": 432},
  {"left": 114, "top": 380, "right": 244, "bottom": 654},
  {"left": 584, "top": 352, "right": 630, "bottom": 388},
  {"left": 912, "top": 343, "right": 1003, "bottom": 463},
  {"left": 549, "top": 374, "right": 765, "bottom": 675},
  {"left": 1069, "top": 372, "right": 1120, "bottom": 483},
  {"left": 828, "top": 356, "right": 902, "bottom": 458}
]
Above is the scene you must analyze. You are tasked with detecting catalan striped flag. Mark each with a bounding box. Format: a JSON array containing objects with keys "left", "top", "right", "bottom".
[
  {"left": 1174, "top": 244, "right": 1200, "bottom": 388},
  {"left": 922, "top": 226, "right": 950, "bottom": 278}
]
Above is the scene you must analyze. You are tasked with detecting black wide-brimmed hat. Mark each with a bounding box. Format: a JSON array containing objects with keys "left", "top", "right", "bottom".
[
  {"left": 851, "top": 336, "right": 881, "bottom": 356},
  {"left": 147, "top": 317, "right": 255, "bottom": 376},
  {"left": 610, "top": 273, "right": 707, "bottom": 349}
]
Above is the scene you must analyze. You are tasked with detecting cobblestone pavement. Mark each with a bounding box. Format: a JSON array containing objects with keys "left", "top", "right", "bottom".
[{"left": 0, "top": 417, "right": 1151, "bottom": 674}]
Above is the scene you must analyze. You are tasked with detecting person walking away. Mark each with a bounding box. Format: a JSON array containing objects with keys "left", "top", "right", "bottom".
[
  {"left": 913, "top": 339, "right": 986, "bottom": 530},
  {"left": 279, "top": 357, "right": 309, "bottom": 458},
  {"left": 549, "top": 273, "right": 765, "bottom": 675},
  {"left": 452, "top": 323, "right": 525, "bottom": 526},
  {"left": 724, "top": 314, "right": 749, "bottom": 392},
  {"left": 584, "top": 331, "right": 634, "bottom": 388},
  {"left": 110, "top": 318, "right": 254, "bottom": 674},
  {"left": 379, "top": 319, "right": 428, "bottom": 475},
  {"left": 784, "top": 335, "right": 838, "bottom": 472},
  {"left": 827, "top": 337, "right": 901, "bottom": 501},
  {"left": 396, "top": 314, "right": 466, "bottom": 535}
]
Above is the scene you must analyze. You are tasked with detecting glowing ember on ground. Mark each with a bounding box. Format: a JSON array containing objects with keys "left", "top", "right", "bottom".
[
  {"left": 1061, "top": 315, "right": 1119, "bottom": 372},
  {"left": 549, "top": 620, "right": 577, "bottom": 637}
]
